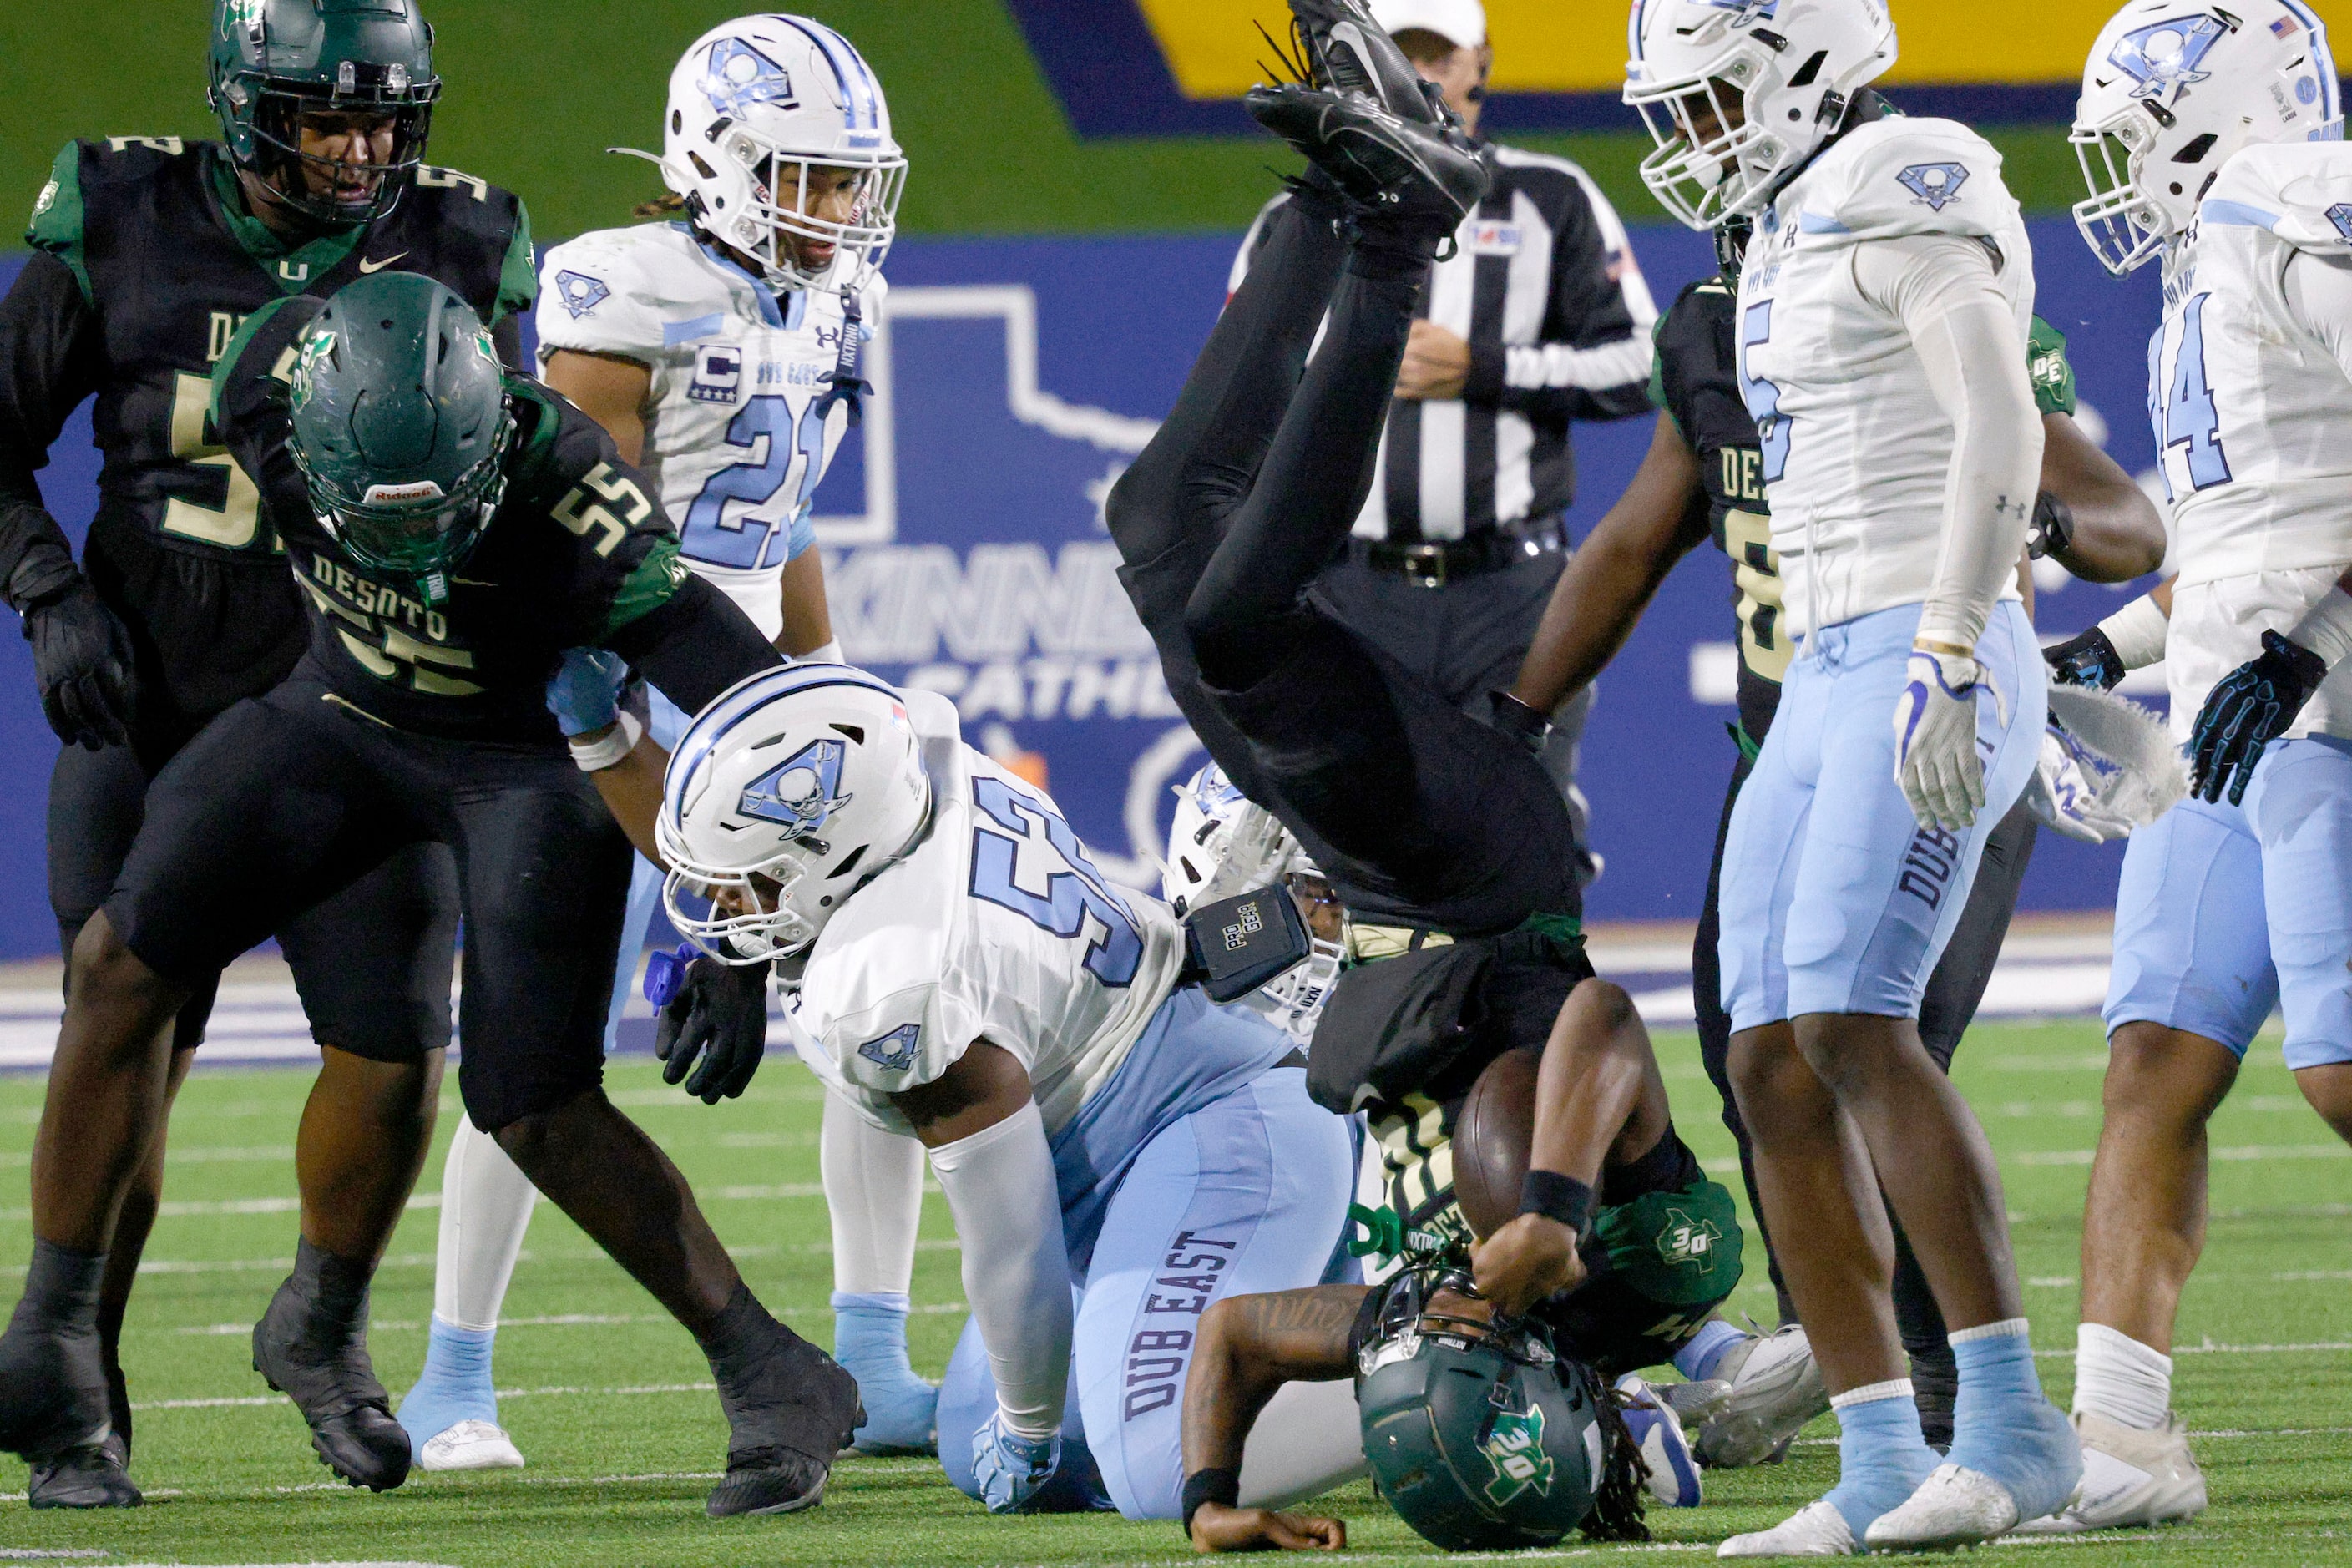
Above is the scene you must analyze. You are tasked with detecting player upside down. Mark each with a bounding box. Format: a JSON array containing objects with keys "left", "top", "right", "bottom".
[{"left": 1100, "top": 23, "right": 1749, "bottom": 1548}]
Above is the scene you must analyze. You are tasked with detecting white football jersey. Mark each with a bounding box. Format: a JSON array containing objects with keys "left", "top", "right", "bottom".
[
  {"left": 1736, "top": 117, "right": 2036, "bottom": 638},
  {"left": 534, "top": 221, "right": 882, "bottom": 641},
  {"left": 2153, "top": 142, "right": 2352, "bottom": 740},
  {"left": 785, "top": 691, "right": 1187, "bottom": 1135}
]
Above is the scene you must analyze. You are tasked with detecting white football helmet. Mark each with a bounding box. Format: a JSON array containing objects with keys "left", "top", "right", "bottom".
[
  {"left": 660, "top": 665, "right": 932, "bottom": 964},
  {"left": 2071, "top": 0, "right": 2341, "bottom": 276},
  {"left": 1163, "top": 763, "right": 1343, "bottom": 1046},
  {"left": 1624, "top": 0, "right": 1897, "bottom": 230},
  {"left": 639, "top": 14, "right": 906, "bottom": 291}
]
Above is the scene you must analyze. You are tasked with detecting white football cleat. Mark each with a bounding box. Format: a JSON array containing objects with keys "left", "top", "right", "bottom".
[
  {"left": 1694, "top": 1324, "right": 1829, "bottom": 1469},
  {"left": 1864, "top": 1461, "right": 2057, "bottom": 1551},
  {"left": 417, "top": 1418, "right": 526, "bottom": 1472},
  {"left": 2012, "top": 1411, "right": 2205, "bottom": 1534},
  {"left": 1616, "top": 1373, "right": 1703, "bottom": 1506},
  {"left": 1717, "top": 1499, "right": 1855, "bottom": 1557}
]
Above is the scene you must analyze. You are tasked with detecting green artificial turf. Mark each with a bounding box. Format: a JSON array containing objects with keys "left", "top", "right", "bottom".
[{"left": 0, "top": 1019, "right": 2344, "bottom": 1564}]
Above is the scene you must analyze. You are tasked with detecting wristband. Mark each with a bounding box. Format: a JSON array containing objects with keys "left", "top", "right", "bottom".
[
  {"left": 2286, "top": 585, "right": 2352, "bottom": 672},
  {"left": 795, "top": 638, "right": 846, "bottom": 666},
  {"left": 1519, "top": 1169, "right": 1594, "bottom": 1237},
  {"left": 1487, "top": 690, "right": 1553, "bottom": 756},
  {"left": 2094, "top": 593, "right": 2171, "bottom": 672},
  {"left": 568, "top": 708, "right": 643, "bottom": 772},
  {"left": 1181, "top": 1466, "right": 1241, "bottom": 1539},
  {"left": 2026, "top": 492, "right": 2075, "bottom": 561}
]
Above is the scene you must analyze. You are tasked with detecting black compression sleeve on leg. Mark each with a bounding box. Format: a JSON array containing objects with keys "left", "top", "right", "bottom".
[
  {"left": 1105, "top": 181, "right": 1352, "bottom": 581},
  {"left": 1184, "top": 262, "right": 1424, "bottom": 690}
]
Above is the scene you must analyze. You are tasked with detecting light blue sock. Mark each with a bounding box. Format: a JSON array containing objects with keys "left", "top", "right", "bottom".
[
  {"left": 1672, "top": 1318, "right": 1748, "bottom": 1383},
  {"left": 396, "top": 1317, "right": 499, "bottom": 1442},
  {"left": 832, "top": 1291, "right": 938, "bottom": 1452},
  {"left": 1822, "top": 1381, "right": 1940, "bottom": 1542},
  {"left": 1945, "top": 1318, "right": 2081, "bottom": 1521}
]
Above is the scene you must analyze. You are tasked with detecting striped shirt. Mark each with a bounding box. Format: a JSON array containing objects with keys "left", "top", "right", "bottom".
[{"left": 1232, "top": 144, "right": 1658, "bottom": 543}]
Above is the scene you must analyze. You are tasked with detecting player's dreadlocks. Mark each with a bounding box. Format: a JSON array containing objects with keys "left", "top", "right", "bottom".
[{"left": 1577, "top": 1359, "right": 1653, "bottom": 1543}]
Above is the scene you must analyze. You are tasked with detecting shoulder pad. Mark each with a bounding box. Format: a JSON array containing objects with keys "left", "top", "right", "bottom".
[
  {"left": 902, "top": 688, "right": 962, "bottom": 747},
  {"left": 1784, "top": 119, "right": 2016, "bottom": 245},
  {"left": 25, "top": 144, "right": 85, "bottom": 255},
  {"left": 209, "top": 293, "right": 324, "bottom": 443},
  {"left": 535, "top": 225, "right": 711, "bottom": 361},
  {"left": 2199, "top": 140, "right": 2352, "bottom": 256}
]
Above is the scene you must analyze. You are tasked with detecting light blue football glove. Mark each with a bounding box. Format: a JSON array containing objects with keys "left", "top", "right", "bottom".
[
  {"left": 545, "top": 647, "right": 629, "bottom": 737},
  {"left": 972, "top": 1408, "right": 1060, "bottom": 1514}
]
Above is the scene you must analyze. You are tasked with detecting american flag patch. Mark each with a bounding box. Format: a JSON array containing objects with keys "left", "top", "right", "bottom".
[{"left": 2274, "top": 14, "right": 2300, "bottom": 38}]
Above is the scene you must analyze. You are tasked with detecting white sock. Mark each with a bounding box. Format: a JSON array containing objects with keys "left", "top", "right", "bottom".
[
  {"left": 432, "top": 1118, "right": 539, "bottom": 1331},
  {"left": 1238, "top": 1378, "right": 1368, "bottom": 1508},
  {"left": 928, "top": 1100, "right": 1071, "bottom": 1440},
  {"left": 822, "top": 1092, "right": 925, "bottom": 1297},
  {"left": 2072, "top": 1323, "right": 2172, "bottom": 1430}
]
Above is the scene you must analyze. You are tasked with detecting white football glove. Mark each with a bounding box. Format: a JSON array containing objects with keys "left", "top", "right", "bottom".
[
  {"left": 1193, "top": 801, "right": 1300, "bottom": 908},
  {"left": 2023, "top": 720, "right": 2136, "bottom": 843},
  {"left": 1893, "top": 647, "right": 2005, "bottom": 833}
]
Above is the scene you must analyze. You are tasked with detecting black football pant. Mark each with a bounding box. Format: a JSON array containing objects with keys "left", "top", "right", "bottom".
[
  {"left": 1695, "top": 743, "right": 2037, "bottom": 1436},
  {"left": 1105, "top": 183, "right": 1581, "bottom": 934},
  {"left": 104, "top": 675, "right": 633, "bottom": 1131}
]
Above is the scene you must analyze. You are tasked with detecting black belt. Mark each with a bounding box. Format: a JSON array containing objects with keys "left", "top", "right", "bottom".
[{"left": 1350, "top": 514, "right": 1567, "bottom": 587}]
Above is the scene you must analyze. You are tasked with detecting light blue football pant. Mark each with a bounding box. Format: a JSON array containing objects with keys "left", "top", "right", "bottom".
[
  {"left": 602, "top": 688, "right": 690, "bottom": 1051},
  {"left": 2106, "top": 735, "right": 2352, "bottom": 1068},
  {"left": 936, "top": 998, "right": 1353, "bottom": 1519},
  {"left": 1719, "top": 599, "right": 2046, "bottom": 1029}
]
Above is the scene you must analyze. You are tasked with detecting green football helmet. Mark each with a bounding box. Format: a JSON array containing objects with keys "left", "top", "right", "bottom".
[
  {"left": 288, "top": 271, "right": 513, "bottom": 598},
  {"left": 207, "top": 0, "right": 441, "bottom": 227},
  {"left": 1356, "top": 1267, "right": 1630, "bottom": 1552}
]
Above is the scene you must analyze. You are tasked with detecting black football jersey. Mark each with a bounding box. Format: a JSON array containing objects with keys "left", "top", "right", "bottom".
[
  {"left": 1649, "top": 277, "right": 1785, "bottom": 747},
  {"left": 23, "top": 137, "right": 533, "bottom": 564},
  {"left": 214, "top": 294, "right": 696, "bottom": 746}
]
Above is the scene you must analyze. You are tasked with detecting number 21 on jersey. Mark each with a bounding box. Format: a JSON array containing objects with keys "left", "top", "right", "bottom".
[{"left": 2147, "top": 293, "right": 2232, "bottom": 503}]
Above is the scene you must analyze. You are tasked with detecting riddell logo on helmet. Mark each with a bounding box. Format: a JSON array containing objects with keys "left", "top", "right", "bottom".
[{"left": 362, "top": 481, "right": 447, "bottom": 505}]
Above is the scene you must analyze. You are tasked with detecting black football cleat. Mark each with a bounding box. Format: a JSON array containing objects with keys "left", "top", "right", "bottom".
[
  {"left": 1288, "top": 0, "right": 1449, "bottom": 127},
  {"left": 251, "top": 1265, "right": 411, "bottom": 1493},
  {"left": 0, "top": 1319, "right": 111, "bottom": 1470},
  {"left": 706, "top": 1326, "right": 862, "bottom": 1518},
  {"left": 28, "top": 1442, "right": 140, "bottom": 1509},
  {"left": 1246, "top": 83, "right": 1489, "bottom": 232}
]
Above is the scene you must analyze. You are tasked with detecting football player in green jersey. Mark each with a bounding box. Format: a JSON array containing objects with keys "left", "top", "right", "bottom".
[{"left": 0, "top": 0, "right": 530, "bottom": 1506}]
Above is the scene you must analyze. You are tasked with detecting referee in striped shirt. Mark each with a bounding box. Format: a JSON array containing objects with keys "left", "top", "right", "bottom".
[{"left": 1230, "top": 0, "right": 1656, "bottom": 879}]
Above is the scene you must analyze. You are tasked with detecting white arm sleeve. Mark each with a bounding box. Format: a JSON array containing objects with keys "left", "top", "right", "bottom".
[
  {"left": 927, "top": 1099, "right": 1071, "bottom": 1439},
  {"left": 1854, "top": 234, "right": 2045, "bottom": 652}
]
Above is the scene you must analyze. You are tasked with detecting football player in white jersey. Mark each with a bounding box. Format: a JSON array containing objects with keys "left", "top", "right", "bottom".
[
  {"left": 645, "top": 665, "right": 1354, "bottom": 1518},
  {"left": 2016, "top": 0, "right": 2352, "bottom": 1533},
  {"left": 1626, "top": 0, "right": 2077, "bottom": 1552},
  {"left": 393, "top": 14, "right": 932, "bottom": 1471}
]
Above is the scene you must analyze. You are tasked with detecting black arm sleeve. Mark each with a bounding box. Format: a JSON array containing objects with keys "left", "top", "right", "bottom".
[
  {"left": 606, "top": 571, "right": 786, "bottom": 716},
  {"left": 0, "top": 253, "right": 104, "bottom": 610}
]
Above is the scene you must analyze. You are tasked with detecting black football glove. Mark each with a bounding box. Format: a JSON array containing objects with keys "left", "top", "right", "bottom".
[
  {"left": 2026, "top": 491, "right": 2074, "bottom": 561},
  {"left": 2042, "top": 626, "right": 2126, "bottom": 691},
  {"left": 23, "top": 579, "right": 134, "bottom": 751},
  {"left": 654, "top": 954, "right": 773, "bottom": 1105},
  {"left": 2188, "top": 629, "right": 2328, "bottom": 807}
]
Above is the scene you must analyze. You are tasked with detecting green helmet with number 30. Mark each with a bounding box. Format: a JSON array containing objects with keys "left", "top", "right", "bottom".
[
  {"left": 207, "top": 0, "right": 442, "bottom": 227},
  {"left": 1355, "top": 1268, "right": 1621, "bottom": 1552},
  {"left": 288, "top": 271, "right": 513, "bottom": 596}
]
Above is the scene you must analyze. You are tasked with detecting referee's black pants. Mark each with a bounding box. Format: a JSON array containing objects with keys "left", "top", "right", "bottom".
[{"left": 1105, "top": 181, "right": 1581, "bottom": 933}]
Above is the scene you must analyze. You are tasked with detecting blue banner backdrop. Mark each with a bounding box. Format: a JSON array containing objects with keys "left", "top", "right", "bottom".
[{"left": 0, "top": 215, "right": 2162, "bottom": 959}]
